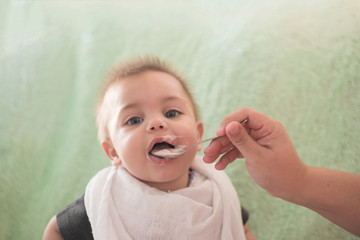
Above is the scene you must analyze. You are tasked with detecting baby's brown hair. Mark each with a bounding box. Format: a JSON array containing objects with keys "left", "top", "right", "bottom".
[{"left": 96, "top": 56, "right": 200, "bottom": 143}]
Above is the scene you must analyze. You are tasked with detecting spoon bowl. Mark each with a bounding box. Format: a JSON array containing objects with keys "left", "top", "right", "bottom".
[{"left": 151, "top": 137, "right": 218, "bottom": 158}]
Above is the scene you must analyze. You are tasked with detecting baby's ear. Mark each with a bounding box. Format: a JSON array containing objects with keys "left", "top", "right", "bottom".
[
  {"left": 196, "top": 121, "right": 204, "bottom": 151},
  {"left": 102, "top": 141, "right": 122, "bottom": 166}
]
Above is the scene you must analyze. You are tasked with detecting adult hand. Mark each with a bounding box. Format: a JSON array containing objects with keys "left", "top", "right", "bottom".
[{"left": 203, "top": 107, "right": 308, "bottom": 198}]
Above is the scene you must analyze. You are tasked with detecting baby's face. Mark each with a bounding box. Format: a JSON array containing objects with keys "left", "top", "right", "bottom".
[{"left": 102, "top": 70, "right": 203, "bottom": 191}]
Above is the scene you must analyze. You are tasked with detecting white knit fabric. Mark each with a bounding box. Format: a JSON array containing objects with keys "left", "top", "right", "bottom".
[{"left": 84, "top": 156, "right": 246, "bottom": 240}]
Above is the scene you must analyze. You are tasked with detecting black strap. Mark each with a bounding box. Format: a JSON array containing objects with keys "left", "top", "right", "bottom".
[
  {"left": 56, "top": 194, "right": 94, "bottom": 240},
  {"left": 241, "top": 205, "right": 249, "bottom": 225}
]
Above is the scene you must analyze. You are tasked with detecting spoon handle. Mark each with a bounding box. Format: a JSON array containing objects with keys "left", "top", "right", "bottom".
[
  {"left": 196, "top": 136, "right": 220, "bottom": 146},
  {"left": 187, "top": 118, "right": 248, "bottom": 150}
]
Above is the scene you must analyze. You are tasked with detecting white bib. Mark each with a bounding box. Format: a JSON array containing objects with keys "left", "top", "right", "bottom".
[{"left": 85, "top": 156, "right": 246, "bottom": 240}]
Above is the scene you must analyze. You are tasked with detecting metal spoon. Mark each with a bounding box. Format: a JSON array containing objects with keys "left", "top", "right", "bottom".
[{"left": 151, "top": 118, "right": 248, "bottom": 158}]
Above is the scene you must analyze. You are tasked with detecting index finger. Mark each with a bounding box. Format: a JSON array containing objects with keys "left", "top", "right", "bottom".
[{"left": 203, "top": 135, "right": 232, "bottom": 163}]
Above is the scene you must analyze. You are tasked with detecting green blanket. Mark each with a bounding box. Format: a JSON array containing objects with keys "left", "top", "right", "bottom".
[{"left": 1, "top": 1, "right": 359, "bottom": 239}]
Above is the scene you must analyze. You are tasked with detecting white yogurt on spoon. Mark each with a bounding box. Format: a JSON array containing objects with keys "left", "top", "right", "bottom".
[{"left": 151, "top": 145, "right": 186, "bottom": 158}]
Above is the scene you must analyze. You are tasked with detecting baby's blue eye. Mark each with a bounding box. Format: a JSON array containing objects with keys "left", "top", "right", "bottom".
[
  {"left": 165, "top": 110, "right": 180, "bottom": 118},
  {"left": 126, "top": 117, "right": 143, "bottom": 125}
]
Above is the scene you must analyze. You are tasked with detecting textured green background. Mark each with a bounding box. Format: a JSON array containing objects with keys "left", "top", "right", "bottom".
[{"left": 1, "top": 1, "right": 359, "bottom": 239}]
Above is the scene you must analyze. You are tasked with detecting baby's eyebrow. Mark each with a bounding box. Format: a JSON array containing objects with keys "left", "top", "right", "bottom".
[
  {"left": 119, "top": 96, "right": 181, "bottom": 110},
  {"left": 161, "top": 96, "right": 187, "bottom": 104},
  {"left": 120, "top": 103, "right": 140, "bottom": 112}
]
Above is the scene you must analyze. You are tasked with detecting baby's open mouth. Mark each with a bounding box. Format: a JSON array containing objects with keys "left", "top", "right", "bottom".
[
  {"left": 147, "top": 136, "right": 187, "bottom": 159},
  {"left": 150, "top": 142, "right": 176, "bottom": 157}
]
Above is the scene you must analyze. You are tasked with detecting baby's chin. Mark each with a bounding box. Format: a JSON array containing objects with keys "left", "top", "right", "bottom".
[{"left": 139, "top": 171, "right": 192, "bottom": 192}]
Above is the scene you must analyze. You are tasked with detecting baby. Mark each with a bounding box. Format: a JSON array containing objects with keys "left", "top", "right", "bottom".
[{"left": 43, "top": 56, "right": 254, "bottom": 240}]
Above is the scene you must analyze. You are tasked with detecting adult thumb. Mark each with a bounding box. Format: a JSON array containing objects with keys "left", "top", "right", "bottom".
[{"left": 225, "top": 121, "right": 261, "bottom": 159}]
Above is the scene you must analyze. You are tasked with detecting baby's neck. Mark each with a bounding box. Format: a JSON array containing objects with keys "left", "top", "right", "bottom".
[{"left": 143, "top": 168, "right": 192, "bottom": 192}]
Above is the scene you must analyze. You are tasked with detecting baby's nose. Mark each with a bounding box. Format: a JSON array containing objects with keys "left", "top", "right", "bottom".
[
  {"left": 147, "top": 118, "right": 167, "bottom": 131},
  {"left": 151, "top": 125, "right": 163, "bottom": 130}
]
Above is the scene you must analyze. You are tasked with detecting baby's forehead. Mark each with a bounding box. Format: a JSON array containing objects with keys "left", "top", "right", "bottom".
[
  {"left": 107, "top": 70, "right": 188, "bottom": 97},
  {"left": 104, "top": 71, "right": 193, "bottom": 105},
  {"left": 109, "top": 77, "right": 190, "bottom": 104}
]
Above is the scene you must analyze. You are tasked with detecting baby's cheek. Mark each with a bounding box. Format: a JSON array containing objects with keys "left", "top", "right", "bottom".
[
  {"left": 187, "top": 127, "right": 201, "bottom": 142},
  {"left": 123, "top": 140, "right": 140, "bottom": 156},
  {"left": 113, "top": 135, "right": 137, "bottom": 159}
]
